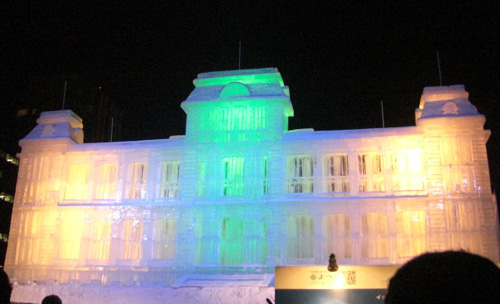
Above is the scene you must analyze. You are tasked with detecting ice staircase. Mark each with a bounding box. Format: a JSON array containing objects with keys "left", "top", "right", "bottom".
[{"left": 172, "top": 274, "right": 275, "bottom": 287}]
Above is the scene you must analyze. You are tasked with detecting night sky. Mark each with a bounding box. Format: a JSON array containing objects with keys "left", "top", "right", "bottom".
[{"left": 1, "top": 1, "right": 499, "bottom": 191}]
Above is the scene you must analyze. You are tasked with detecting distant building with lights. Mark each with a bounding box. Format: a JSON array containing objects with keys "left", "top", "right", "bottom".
[{"left": 5, "top": 68, "right": 499, "bottom": 286}]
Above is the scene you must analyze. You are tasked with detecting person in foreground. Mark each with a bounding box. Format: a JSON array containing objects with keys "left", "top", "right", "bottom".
[
  {"left": 385, "top": 250, "right": 500, "bottom": 304},
  {"left": 0, "top": 269, "right": 12, "bottom": 303},
  {"left": 41, "top": 295, "right": 62, "bottom": 304}
]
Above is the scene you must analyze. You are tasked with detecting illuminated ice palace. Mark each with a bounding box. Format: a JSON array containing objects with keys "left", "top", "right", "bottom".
[{"left": 5, "top": 68, "right": 499, "bottom": 286}]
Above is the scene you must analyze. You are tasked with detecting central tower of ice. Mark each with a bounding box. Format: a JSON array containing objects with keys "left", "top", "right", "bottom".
[{"left": 179, "top": 68, "right": 294, "bottom": 201}]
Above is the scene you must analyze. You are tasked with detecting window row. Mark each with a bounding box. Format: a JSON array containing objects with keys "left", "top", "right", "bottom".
[
  {"left": 14, "top": 204, "right": 483, "bottom": 266},
  {"left": 64, "top": 161, "right": 180, "bottom": 201},
  {"left": 286, "top": 150, "right": 425, "bottom": 195}
]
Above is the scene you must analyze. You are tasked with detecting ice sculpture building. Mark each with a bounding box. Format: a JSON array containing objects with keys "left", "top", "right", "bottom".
[{"left": 5, "top": 68, "right": 499, "bottom": 286}]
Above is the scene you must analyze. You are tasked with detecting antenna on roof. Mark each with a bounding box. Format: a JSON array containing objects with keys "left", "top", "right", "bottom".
[
  {"left": 238, "top": 41, "right": 242, "bottom": 69},
  {"left": 436, "top": 51, "right": 443, "bottom": 86},
  {"left": 61, "top": 81, "right": 67, "bottom": 110},
  {"left": 381, "top": 100, "right": 385, "bottom": 128},
  {"left": 110, "top": 116, "right": 114, "bottom": 142}
]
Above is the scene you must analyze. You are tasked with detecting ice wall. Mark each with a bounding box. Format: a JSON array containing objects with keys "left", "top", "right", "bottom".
[{"left": 5, "top": 70, "right": 499, "bottom": 287}]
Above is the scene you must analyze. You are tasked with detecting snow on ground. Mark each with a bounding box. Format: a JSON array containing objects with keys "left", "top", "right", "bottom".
[{"left": 11, "top": 283, "right": 275, "bottom": 304}]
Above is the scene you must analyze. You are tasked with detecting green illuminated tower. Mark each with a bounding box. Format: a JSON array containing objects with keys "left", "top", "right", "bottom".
[{"left": 180, "top": 68, "right": 293, "bottom": 200}]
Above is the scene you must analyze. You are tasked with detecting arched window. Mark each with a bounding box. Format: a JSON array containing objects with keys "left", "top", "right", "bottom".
[
  {"left": 124, "top": 162, "right": 148, "bottom": 199},
  {"left": 158, "top": 161, "right": 180, "bottom": 198},
  {"left": 65, "top": 164, "right": 90, "bottom": 200},
  {"left": 286, "top": 155, "right": 314, "bottom": 193},
  {"left": 358, "top": 153, "right": 384, "bottom": 192},
  {"left": 323, "top": 154, "right": 349, "bottom": 193}
]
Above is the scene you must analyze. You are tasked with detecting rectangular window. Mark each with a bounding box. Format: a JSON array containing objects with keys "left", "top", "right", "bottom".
[
  {"left": 391, "top": 150, "right": 424, "bottom": 191},
  {"left": 15, "top": 212, "right": 43, "bottom": 265},
  {"left": 446, "top": 201, "right": 483, "bottom": 252},
  {"left": 441, "top": 136, "right": 475, "bottom": 193},
  {"left": 159, "top": 161, "right": 180, "bottom": 198},
  {"left": 358, "top": 153, "right": 384, "bottom": 192},
  {"left": 208, "top": 105, "right": 267, "bottom": 132},
  {"left": 124, "top": 162, "right": 147, "bottom": 199},
  {"left": 121, "top": 219, "right": 143, "bottom": 260},
  {"left": 221, "top": 217, "right": 244, "bottom": 265},
  {"left": 441, "top": 136, "right": 472, "bottom": 165},
  {"left": 58, "top": 211, "right": 84, "bottom": 260},
  {"left": 64, "top": 164, "right": 90, "bottom": 200},
  {"left": 244, "top": 218, "right": 267, "bottom": 265},
  {"left": 361, "top": 213, "right": 389, "bottom": 259},
  {"left": 396, "top": 211, "right": 426, "bottom": 257},
  {"left": 153, "top": 219, "right": 177, "bottom": 259},
  {"left": 323, "top": 154, "right": 349, "bottom": 193},
  {"left": 286, "top": 155, "right": 314, "bottom": 193},
  {"left": 323, "top": 214, "right": 351, "bottom": 259},
  {"left": 94, "top": 163, "right": 118, "bottom": 200},
  {"left": 87, "top": 220, "right": 111, "bottom": 263},
  {"left": 287, "top": 215, "right": 314, "bottom": 259},
  {"left": 223, "top": 157, "right": 244, "bottom": 196}
]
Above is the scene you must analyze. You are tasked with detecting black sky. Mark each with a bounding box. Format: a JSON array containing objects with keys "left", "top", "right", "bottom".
[{"left": 1, "top": 0, "right": 499, "bottom": 191}]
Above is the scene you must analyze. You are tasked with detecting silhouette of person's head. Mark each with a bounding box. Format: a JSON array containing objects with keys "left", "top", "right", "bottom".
[
  {"left": 41, "top": 294, "right": 62, "bottom": 304},
  {"left": 0, "top": 268, "right": 12, "bottom": 303},
  {"left": 385, "top": 251, "right": 500, "bottom": 304}
]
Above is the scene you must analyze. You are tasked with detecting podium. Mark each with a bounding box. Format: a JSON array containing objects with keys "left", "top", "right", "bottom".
[{"left": 275, "top": 265, "right": 399, "bottom": 304}]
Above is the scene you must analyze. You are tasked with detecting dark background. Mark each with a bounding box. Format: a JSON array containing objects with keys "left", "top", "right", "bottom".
[{"left": 0, "top": 1, "right": 499, "bottom": 263}]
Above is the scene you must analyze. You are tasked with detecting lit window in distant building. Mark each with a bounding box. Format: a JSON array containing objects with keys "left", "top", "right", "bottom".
[
  {"left": 358, "top": 153, "right": 384, "bottom": 192},
  {"left": 223, "top": 157, "right": 244, "bottom": 196},
  {"left": 323, "top": 154, "right": 349, "bottom": 193},
  {"left": 124, "top": 162, "right": 147, "bottom": 199},
  {"left": 16, "top": 109, "right": 29, "bottom": 117},
  {"left": 64, "top": 164, "right": 90, "bottom": 200},
  {"left": 159, "top": 161, "right": 180, "bottom": 198},
  {"left": 286, "top": 155, "right": 314, "bottom": 193}
]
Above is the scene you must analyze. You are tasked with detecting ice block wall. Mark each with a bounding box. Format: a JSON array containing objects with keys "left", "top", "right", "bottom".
[{"left": 4, "top": 70, "right": 499, "bottom": 286}]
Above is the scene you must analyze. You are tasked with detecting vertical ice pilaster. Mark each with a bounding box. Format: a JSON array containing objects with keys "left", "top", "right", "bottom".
[
  {"left": 175, "top": 207, "right": 198, "bottom": 267},
  {"left": 179, "top": 149, "right": 198, "bottom": 200},
  {"left": 421, "top": 134, "right": 448, "bottom": 251}
]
